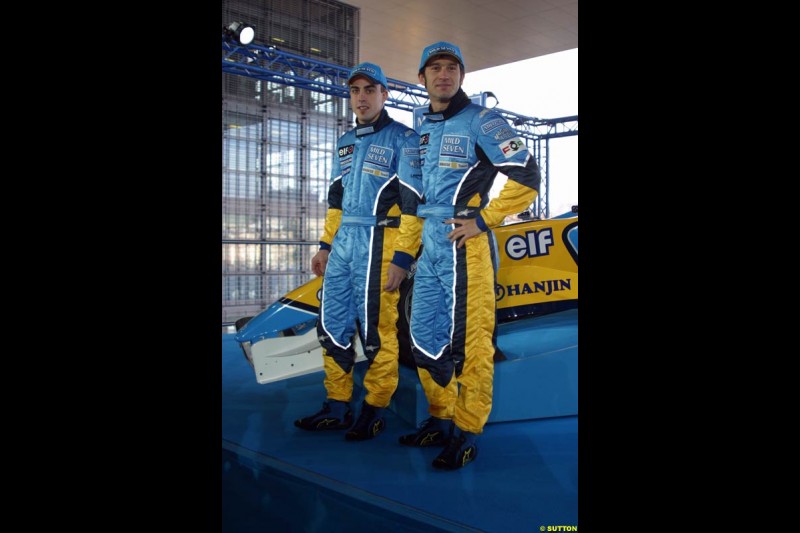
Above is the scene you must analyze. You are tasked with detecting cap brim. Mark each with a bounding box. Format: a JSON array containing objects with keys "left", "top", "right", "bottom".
[
  {"left": 421, "top": 53, "right": 463, "bottom": 70},
  {"left": 348, "top": 74, "right": 382, "bottom": 86}
]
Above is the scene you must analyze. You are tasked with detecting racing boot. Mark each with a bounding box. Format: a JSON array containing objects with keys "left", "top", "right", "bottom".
[
  {"left": 294, "top": 400, "right": 352, "bottom": 431},
  {"left": 432, "top": 426, "right": 478, "bottom": 470},
  {"left": 345, "top": 400, "right": 385, "bottom": 441},
  {"left": 398, "top": 416, "right": 451, "bottom": 447}
]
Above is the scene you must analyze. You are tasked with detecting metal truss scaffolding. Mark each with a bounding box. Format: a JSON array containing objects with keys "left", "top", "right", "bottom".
[
  {"left": 223, "top": 39, "right": 577, "bottom": 138},
  {"left": 222, "top": 38, "right": 578, "bottom": 221},
  {"left": 222, "top": 34, "right": 577, "bottom": 325}
]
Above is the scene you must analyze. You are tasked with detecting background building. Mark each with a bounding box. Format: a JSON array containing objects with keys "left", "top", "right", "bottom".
[{"left": 222, "top": 0, "right": 360, "bottom": 324}]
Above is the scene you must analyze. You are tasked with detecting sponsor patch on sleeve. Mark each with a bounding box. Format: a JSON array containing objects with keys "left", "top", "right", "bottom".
[
  {"left": 481, "top": 117, "right": 507, "bottom": 134},
  {"left": 499, "top": 137, "right": 526, "bottom": 158},
  {"left": 493, "top": 126, "right": 516, "bottom": 141}
]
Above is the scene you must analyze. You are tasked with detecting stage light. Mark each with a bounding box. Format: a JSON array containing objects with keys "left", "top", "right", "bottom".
[{"left": 223, "top": 21, "right": 255, "bottom": 45}]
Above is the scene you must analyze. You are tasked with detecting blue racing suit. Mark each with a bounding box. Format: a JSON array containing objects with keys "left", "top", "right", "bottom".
[
  {"left": 317, "top": 109, "right": 423, "bottom": 408},
  {"left": 410, "top": 89, "right": 540, "bottom": 434}
]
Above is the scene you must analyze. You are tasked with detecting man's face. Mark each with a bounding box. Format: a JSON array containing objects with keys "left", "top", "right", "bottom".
[
  {"left": 418, "top": 56, "right": 464, "bottom": 101},
  {"left": 349, "top": 77, "right": 386, "bottom": 124}
]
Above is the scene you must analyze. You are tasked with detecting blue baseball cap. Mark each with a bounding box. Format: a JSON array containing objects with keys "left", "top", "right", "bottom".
[
  {"left": 347, "top": 62, "right": 389, "bottom": 88},
  {"left": 418, "top": 41, "right": 465, "bottom": 73}
]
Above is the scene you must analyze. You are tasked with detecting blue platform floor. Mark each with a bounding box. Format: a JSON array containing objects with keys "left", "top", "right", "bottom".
[{"left": 222, "top": 332, "right": 578, "bottom": 532}]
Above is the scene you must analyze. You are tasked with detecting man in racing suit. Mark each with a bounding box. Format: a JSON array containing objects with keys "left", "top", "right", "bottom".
[
  {"left": 399, "top": 42, "right": 541, "bottom": 468},
  {"left": 294, "top": 62, "right": 423, "bottom": 441}
]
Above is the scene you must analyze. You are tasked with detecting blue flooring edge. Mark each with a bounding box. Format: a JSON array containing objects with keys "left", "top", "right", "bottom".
[{"left": 223, "top": 440, "right": 485, "bottom": 533}]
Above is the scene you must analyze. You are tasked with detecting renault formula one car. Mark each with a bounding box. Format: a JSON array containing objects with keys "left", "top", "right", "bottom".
[{"left": 234, "top": 209, "right": 578, "bottom": 385}]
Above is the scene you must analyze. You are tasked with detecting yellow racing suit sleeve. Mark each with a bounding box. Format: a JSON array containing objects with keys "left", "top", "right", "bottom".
[
  {"left": 392, "top": 213, "right": 423, "bottom": 264},
  {"left": 480, "top": 180, "right": 538, "bottom": 229},
  {"left": 479, "top": 154, "right": 540, "bottom": 229},
  {"left": 319, "top": 208, "right": 342, "bottom": 250}
]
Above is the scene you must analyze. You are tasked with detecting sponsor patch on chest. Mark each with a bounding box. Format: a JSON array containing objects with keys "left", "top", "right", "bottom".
[
  {"left": 338, "top": 144, "right": 354, "bottom": 158},
  {"left": 438, "top": 161, "right": 470, "bottom": 169},
  {"left": 439, "top": 134, "right": 469, "bottom": 159},
  {"left": 366, "top": 145, "right": 394, "bottom": 168},
  {"left": 363, "top": 167, "right": 390, "bottom": 178}
]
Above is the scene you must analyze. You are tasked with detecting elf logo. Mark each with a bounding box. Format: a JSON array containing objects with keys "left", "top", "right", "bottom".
[
  {"left": 338, "top": 144, "right": 354, "bottom": 157},
  {"left": 505, "top": 228, "right": 554, "bottom": 259}
]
